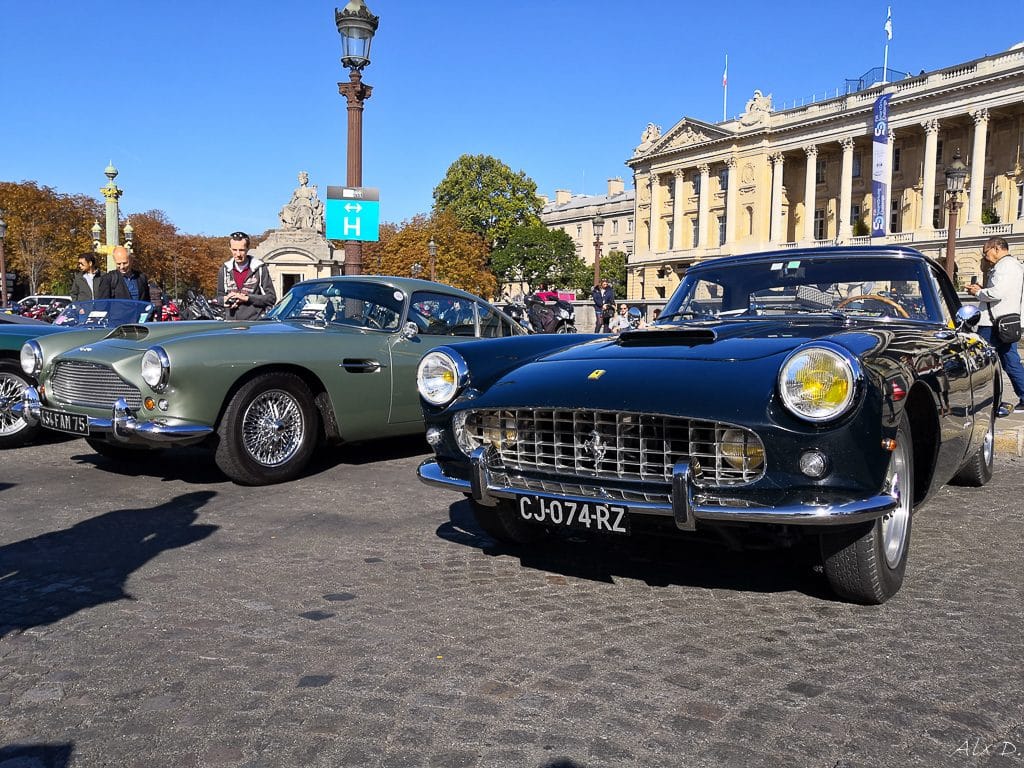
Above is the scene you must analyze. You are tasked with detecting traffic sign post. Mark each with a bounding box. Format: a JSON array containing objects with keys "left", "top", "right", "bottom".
[{"left": 326, "top": 186, "right": 380, "bottom": 242}]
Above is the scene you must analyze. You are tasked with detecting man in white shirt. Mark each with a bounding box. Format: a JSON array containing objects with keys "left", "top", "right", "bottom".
[{"left": 966, "top": 237, "right": 1024, "bottom": 415}]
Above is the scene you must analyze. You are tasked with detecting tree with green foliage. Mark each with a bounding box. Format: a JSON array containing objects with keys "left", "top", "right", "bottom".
[
  {"left": 489, "top": 224, "right": 584, "bottom": 296},
  {"left": 570, "top": 250, "right": 628, "bottom": 295},
  {"left": 432, "top": 154, "right": 543, "bottom": 249}
]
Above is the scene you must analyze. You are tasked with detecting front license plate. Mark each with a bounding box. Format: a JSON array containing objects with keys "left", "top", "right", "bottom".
[
  {"left": 40, "top": 408, "right": 89, "bottom": 436},
  {"left": 517, "top": 495, "right": 630, "bottom": 535}
]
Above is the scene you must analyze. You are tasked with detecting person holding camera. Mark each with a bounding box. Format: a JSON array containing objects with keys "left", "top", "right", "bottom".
[
  {"left": 966, "top": 236, "right": 1024, "bottom": 415},
  {"left": 591, "top": 278, "right": 615, "bottom": 332},
  {"left": 215, "top": 231, "right": 276, "bottom": 320}
]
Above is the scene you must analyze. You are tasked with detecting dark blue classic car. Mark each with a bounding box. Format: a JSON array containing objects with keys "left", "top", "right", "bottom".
[{"left": 415, "top": 247, "right": 1001, "bottom": 604}]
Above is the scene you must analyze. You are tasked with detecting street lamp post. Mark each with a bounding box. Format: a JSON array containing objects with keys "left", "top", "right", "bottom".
[
  {"left": 592, "top": 215, "right": 604, "bottom": 287},
  {"left": 428, "top": 237, "right": 437, "bottom": 282},
  {"left": 0, "top": 211, "right": 8, "bottom": 307},
  {"left": 336, "top": 0, "right": 379, "bottom": 276},
  {"left": 411, "top": 262, "right": 422, "bottom": 278},
  {"left": 91, "top": 220, "right": 102, "bottom": 251},
  {"left": 943, "top": 148, "right": 968, "bottom": 281}
]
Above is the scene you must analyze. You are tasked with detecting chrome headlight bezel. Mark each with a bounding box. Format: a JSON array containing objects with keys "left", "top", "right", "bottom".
[
  {"left": 140, "top": 346, "right": 170, "bottom": 392},
  {"left": 416, "top": 348, "right": 469, "bottom": 407},
  {"left": 778, "top": 343, "right": 861, "bottom": 423},
  {"left": 20, "top": 340, "right": 42, "bottom": 377}
]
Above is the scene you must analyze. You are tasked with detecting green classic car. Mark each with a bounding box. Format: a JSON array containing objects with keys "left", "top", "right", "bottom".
[{"left": 18, "top": 276, "right": 525, "bottom": 485}]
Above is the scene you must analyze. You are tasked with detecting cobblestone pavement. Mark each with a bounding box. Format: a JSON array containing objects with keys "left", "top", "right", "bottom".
[{"left": 1, "top": 436, "right": 1022, "bottom": 768}]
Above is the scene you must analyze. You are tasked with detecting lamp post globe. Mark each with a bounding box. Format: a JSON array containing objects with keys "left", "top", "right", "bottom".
[
  {"left": 336, "top": 1, "right": 379, "bottom": 276},
  {"left": 943, "top": 148, "right": 968, "bottom": 280}
]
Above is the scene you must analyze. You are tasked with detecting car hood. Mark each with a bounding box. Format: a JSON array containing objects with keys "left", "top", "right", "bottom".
[
  {"left": 540, "top": 320, "right": 885, "bottom": 364},
  {"left": 78, "top": 319, "right": 366, "bottom": 352}
]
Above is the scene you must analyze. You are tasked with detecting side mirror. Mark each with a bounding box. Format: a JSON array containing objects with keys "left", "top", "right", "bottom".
[
  {"left": 627, "top": 307, "right": 642, "bottom": 322},
  {"left": 955, "top": 304, "right": 981, "bottom": 330},
  {"left": 401, "top": 321, "right": 419, "bottom": 340}
]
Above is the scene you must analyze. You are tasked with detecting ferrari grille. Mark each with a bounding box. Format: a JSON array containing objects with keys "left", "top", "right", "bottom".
[
  {"left": 50, "top": 361, "right": 143, "bottom": 410},
  {"left": 458, "top": 409, "right": 765, "bottom": 488}
]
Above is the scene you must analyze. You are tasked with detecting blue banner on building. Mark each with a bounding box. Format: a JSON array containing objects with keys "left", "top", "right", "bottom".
[{"left": 871, "top": 94, "right": 892, "bottom": 238}]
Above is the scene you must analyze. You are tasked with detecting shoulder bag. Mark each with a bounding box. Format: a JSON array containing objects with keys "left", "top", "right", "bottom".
[{"left": 987, "top": 262, "right": 1023, "bottom": 344}]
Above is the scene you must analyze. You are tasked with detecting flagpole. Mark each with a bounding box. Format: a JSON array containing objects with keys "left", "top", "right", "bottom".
[
  {"left": 883, "top": 42, "right": 889, "bottom": 84},
  {"left": 722, "top": 54, "right": 728, "bottom": 122}
]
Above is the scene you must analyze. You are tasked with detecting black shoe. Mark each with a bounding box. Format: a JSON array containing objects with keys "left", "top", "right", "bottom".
[{"left": 997, "top": 403, "right": 1015, "bottom": 418}]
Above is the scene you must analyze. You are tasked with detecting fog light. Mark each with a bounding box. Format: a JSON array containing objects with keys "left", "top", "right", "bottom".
[
  {"left": 426, "top": 427, "right": 444, "bottom": 447},
  {"left": 158, "top": 399, "right": 169, "bottom": 411},
  {"left": 144, "top": 397, "right": 156, "bottom": 410},
  {"left": 799, "top": 450, "right": 829, "bottom": 478}
]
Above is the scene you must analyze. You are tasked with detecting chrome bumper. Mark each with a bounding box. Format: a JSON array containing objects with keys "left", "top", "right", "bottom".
[
  {"left": 417, "top": 448, "right": 897, "bottom": 530},
  {"left": 18, "top": 387, "right": 214, "bottom": 444}
]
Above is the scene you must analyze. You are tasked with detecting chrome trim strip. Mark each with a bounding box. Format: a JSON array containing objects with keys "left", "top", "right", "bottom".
[{"left": 417, "top": 457, "right": 897, "bottom": 526}]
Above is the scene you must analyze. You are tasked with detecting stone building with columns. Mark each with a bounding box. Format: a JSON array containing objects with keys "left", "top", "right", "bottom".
[
  {"left": 540, "top": 178, "right": 636, "bottom": 267},
  {"left": 625, "top": 44, "right": 1024, "bottom": 300}
]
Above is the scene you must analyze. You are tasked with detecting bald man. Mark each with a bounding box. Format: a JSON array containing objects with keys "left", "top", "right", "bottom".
[{"left": 100, "top": 246, "right": 151, "bottom": 302}]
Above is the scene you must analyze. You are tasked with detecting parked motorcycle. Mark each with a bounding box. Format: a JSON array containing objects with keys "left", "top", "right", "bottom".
[
  {"left": 523, "top": 293, "right": 577, "bottom": 333},
  {"left": 160, "top": 296, "right": 182, "bottom": 322},
  {"left": 501, "top": 298, "right": 533, "bottom": 332},
  {"left": 182, "top": 289, "right": 225, "bottom": 320}
]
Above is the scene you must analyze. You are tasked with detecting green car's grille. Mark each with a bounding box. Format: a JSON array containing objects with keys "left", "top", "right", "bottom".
[
  {"left": 458, "top": 408, "right": 765, "bottom": 488},
  {"left": 50, "top": 361, "right": 143, "bottom": 410}
]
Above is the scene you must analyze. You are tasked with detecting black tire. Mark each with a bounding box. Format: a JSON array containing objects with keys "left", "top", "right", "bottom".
[
  {"left": 85, "top": 437, "right": 162, "bottom": 460},
  {"left": 215, "top": 372, "right": 318, "bottom": 486},
  {"left": 556, "top": 323, "right": 576, "bottom": 334},
  {"left": 951, "top": 401, "right": 995, "bottom": 487},
  {"left": 471, "top": 499, "right": 546, "bottom": 545},
  {"left": 0, "top": 360, "right": 40, "bottom": 449},
  {"left": 820, "top": 413, "right": 914, "bottom": 604}
]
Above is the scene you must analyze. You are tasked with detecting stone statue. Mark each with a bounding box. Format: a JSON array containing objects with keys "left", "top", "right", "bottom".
[
  {"left": 279, "top": 171, "right": 325, "bottom": 233},
  {"left": 740, "top": 90, "right": 773, "bottom": 127},
  {"left": 633, "top": 122, "right": 662, "bottom": 155}
]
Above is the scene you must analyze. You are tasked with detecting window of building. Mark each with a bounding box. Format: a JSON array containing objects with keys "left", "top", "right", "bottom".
[
  {"left": 890, "top": 199, "right": 901, "bottom": 232},
  {"left": 850, "top": 204, "right": 861, "bottom": 225},
  {"left": 936, "top": 139, "right": 943, "bottom": 164},
  {"left": 852, "top": 153, "right": 862, "bottom": 178},
  {"left": 933, "top": 193, "right": 942, "bottom": 229},
  {"left": 666, "top": 222, "right": 673, "bottom": 248},
  {"left": 576, "top": 224, "right": 582, "bottom": 238},
  {"left": 893, "top": 146, "right": 901, "bottom": 172},
  {"left": 746, "top": 206, "right": 754, "bottom": 236},
  {"left": 816, "top": 158, "right": 826, "bottom": 185},
  {"left": 691, "top": 173, "right": 701, "bottom": 196},
  {"left": 814, "top": 209, "right": 826, "bottom": 240},
  {"left": 1018, "top": 182, "right": 1023, "bottom": 219},
  {"left": 691, "top": 217, "right": 699, "bottom": 248},
  {"left": 718, "top": 168, "right": 729, "bottom": 190},
  {"left": 627, "top": 218, "right": 634, "bottom": 233},
  {"left": 717, "top": 215, "right": 726, "bottom": 246},
  {"left": 611, "top": 219, "right": 619, "bottom": 235}
]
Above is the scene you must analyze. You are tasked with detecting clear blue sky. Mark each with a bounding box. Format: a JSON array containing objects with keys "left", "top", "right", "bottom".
[{"left": 1, "top": 1, "right": 1020, "bottom": 238}]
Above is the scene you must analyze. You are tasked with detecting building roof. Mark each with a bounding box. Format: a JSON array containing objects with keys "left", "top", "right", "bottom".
[{"left": 542, "top": 189, "right": 635, "bottom": 216}]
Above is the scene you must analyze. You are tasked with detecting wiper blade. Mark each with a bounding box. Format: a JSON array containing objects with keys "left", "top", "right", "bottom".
[{"left": 657, "top": 309, "right": 717, "bottom": 321}]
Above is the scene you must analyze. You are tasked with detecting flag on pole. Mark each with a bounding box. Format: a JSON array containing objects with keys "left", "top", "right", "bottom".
[
  {"left": 884, "top": 6, "right": 892, "bottom": 40},
  {"left": 722, "top": 55, "right": 728, "bottom": 87}
]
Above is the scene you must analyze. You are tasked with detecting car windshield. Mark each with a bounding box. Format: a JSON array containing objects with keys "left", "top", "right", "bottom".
[
  {"left": 51, "top": 299, "right": 155, "bottom": 327},
  {"left": 660, "top": 256, "right": 948, "bottom": 324},
  {"left": 267, "top": 280, "right": 405, "bottom": 331}
]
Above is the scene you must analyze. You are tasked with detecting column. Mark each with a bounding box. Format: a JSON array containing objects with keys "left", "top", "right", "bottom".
[
  {"left": 649, "top": 172, "right": 661, "bottom": 252},
  {"left": 697, "top": 164, "right": 710, "bottom": 248},
  {"left": 838, "top": 137, "right": 855, "bottom": 240},
  {"left": 920, "top": 119, "right": 940, "bottom": 230},
  {"left": 803, "top": 145, "right": 818, "bottom": 242},
  {"left": 967, "top": 108, "right": 990, "bottom": 224},
  {"left": 672, "top": 169, "right": 686, "bottom": 251},
  {"left": 725, "top": 157, "right": 738, "bottom": 245},
  {"left": 769, "top": 153, "right": 785, "bottom": 243},
  {"left": 884, "top": 129, "right": 895, "bottom": 235}
]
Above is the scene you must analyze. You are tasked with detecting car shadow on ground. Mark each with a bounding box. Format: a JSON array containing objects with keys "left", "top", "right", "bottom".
[
  {"left": 0, "top": 743, "right": 73, "bottom": 768},
  {"left": 0, "top": 492, "right": 219, "bottom": 638},
  {"left": 437, "top": 499, "right": 833, "bottom": 600},
  {"left": 68, "top": 435, "right": 430, "bottom": 485}
]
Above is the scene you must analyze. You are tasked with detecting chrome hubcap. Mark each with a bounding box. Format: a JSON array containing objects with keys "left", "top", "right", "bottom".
[
  {"left": 240, "top": 389, "right": 304, "bottom": 467},
  {"left": 0, "top": 372, "right": 28, "bottom": 437},
  {"left": 880, "top": 442, "right": 911, "bottom": 569},
  {"left": 983, "top": 418, "right": 994, "bottom": 466}
]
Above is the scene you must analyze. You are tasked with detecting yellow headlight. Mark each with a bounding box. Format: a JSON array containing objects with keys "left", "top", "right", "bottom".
[
  {"left": 720, "top": 428, "right": 765, "bottom": 471},
  {"left": 779, "top": 346, "right": 858, "bottom": 421}
]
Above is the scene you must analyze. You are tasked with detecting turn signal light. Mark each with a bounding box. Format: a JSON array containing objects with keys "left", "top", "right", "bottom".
[
  {"left": 144, "top": 397, "right": 157, "bottom": 410},
  {"left": 881, "top": 438, "right": 897, "bottom": 452}
]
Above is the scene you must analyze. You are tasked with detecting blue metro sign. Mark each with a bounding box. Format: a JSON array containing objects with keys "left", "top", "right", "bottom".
[{"left": 326, "top": 186, "right": 380, "bottom": 242}]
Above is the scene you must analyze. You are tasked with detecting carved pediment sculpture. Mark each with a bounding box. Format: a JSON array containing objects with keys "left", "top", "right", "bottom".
[
  {"left": 665, "top": 126, "right": 710, "bottom": 150},
  {"left": 739, "top": 89, "right": 773, "bottom": 128},
  {"left": 279, "top": 171, "right": 326, "bottom": 234},
  {"left": 634, "top": 122, "right": 662, "bottom": 155}
]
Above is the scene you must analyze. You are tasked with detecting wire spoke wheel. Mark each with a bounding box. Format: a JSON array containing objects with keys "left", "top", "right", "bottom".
[
  {"left": 240, "top": 389, "right": 305, "bottom": 467},
  {"left": 0, "top": 371, "right": 28, "bottom": 437}
]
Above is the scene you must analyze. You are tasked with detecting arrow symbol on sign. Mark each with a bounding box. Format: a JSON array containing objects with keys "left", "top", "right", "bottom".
[{"left": 344, "top": 203, "right": 362, "bottom": 213}]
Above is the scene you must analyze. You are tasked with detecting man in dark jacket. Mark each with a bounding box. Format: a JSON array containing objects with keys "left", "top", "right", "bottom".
[
  {"left": 214, "top": 231, "right": 276, "bottom": 320},
  {"left": 69, "top": 252, "right": 108, "bottom": 302},
  {"left": 100, "top": 246, "right": 151, "bottom": 302}
]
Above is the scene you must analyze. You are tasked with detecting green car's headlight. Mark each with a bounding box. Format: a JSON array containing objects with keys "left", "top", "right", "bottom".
[
  {"left": 20, "top": 340, "right": 42, "bottom": 377},
  {"left": 141, "top": 346, "right": 170, "bottom": 392},
  {"left": 778, "top": 344, "right": 860, "bottom": 422},
  {"left": 417, "top": 349, "right": 467, "bottom": 407}
]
